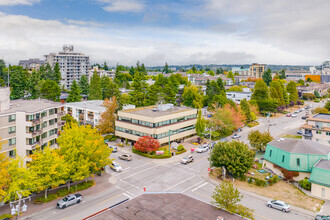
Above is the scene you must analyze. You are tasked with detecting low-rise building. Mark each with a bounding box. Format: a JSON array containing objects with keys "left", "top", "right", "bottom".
[
  {"left": 18, "top": 58, "right": 46, "bottom": 71},
  {"left": 115, "top": 104, "right": 197, "bottom": 145},
  {"left": 88, "top": 66, "right": 115, "bottom": 81},
  {"left": 301, "top": 113, "right": 330, "bottom": 145},
  {"left": 263, "top": 138, "right": 330, "bottom": 182},
  {"left": 0, "top": 87, "right": 64, "bottom": 163},
  {"left": 226, "top": 91, "right": 252, "bottom": 104},
  {"left": 285, "top": 70, "right": 310, "bottom": 82},
  {"left": 64, "top": 100, "right": 106, "bottom": 127}
]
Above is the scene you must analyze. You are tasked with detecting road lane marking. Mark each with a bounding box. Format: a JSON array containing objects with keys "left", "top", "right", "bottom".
[
  {"left": 132, "top": 163, "right": 151, "bottom": 170},
  {"left": 254, "top": 213, "right": 273, "bottom": 220},
  {"left": 96, "top": 193, "right": 123, "bottom": 206},
  {"left": 120, "top": 179, "right": 141, "bottom": 190},
  {"left": 191, "top": 182, "right": 208, "bottom": 192},
  {"left": 115, "top": 186, "right": 135, "bottom": 197},
  {"left": 181, "top": 180, "right": 205, "bottom": 193},
  {"left": 123, "top": 193, "right": 132, "bottom": 199},
  {"left": 191, "top": 190, "right": 212, "bottom": 200},
  {"left": 163, "top": 175, "right": 196, "bottom": 191},
  {"left": 122, "top": 164, "right": 163, "bottom": 180}
]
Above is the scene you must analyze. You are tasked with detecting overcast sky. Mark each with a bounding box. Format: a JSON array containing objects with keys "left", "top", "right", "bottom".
[{"left": 0, "top": 0, "right": 330, "bottom": 66}]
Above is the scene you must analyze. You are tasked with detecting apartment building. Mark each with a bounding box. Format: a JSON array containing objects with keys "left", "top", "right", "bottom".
[
  {"left": 232, "top": 67, "right": 249, "bottom": 75},
  {"left": 0, "top": 87, "right": 64, "bottom": 163},
  {"left": 44, "top": 45, "right": 90, "bottom": 90},
  {"left": 88, "top": 66, "right": 115, "bottom": 82},
  {"left": 249, "top": 63, "right": 267, "bottom": 78},
  {"left": 64, "top": 100, "right": 106, "bottom": 127},
  {"left": 115, "top": 104, "right": 197, "bottom": 145},
  {"left": 302, "top": 113, "right": 330, "bottom": 145},
  {"left": 18, "top": 58, "right": 46, "bottom": 71}
]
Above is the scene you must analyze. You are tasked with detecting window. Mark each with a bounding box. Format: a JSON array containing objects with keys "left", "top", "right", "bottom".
[
  {"left": 269, "top": 150, "right": 272, "bottom": 157},
  {"left": 41, "top": 121, "right": 47, "bottom": 128},
  {"left": 316, "top": 131, "right": 322, "bottom": 135},
  {"left": 326, "top": 132, "right": 330, "bottom": 136},
  {"left": 9, "top": 115, "right": 16, "bottom": 122},
  {"left": 297, "top": 158, "right": 300, "bottom": 167},
  {"left": 41, "top": 132, "right": 47, "bottom": 139},
  {"left": 8, "top": 126, "right": 16, "bottom": 134},
  {"left": 49, "top": 119, "right": 55, "bottom": 126},
  {"left": 9, "top": 138, "right": 16, "bottom": 146},
  {"left": 282, "top": 155, "right": 285, "bottom": 163},
  {"left": 49, "top": 109, "right": 55, "bottom": 115},
  {"left": 322, "top": 188, "right": 325, "bottom": 197},
  {"left": 9, "top": 150, "right": 15, "bottom": 157},
  {"left": 41, "top": 111, "right": 47, "bottom": 118}
]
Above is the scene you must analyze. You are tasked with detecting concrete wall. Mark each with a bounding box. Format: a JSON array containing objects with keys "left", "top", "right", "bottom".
[{"left": 311, "top": 183, "right": 330, "bottom": 200}]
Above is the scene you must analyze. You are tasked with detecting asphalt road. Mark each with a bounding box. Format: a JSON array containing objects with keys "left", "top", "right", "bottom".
[{"left": 22, "top": 102, "right": 325, "bottom": 220}]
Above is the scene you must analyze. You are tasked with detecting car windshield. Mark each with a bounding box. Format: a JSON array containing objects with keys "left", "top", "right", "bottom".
[
  {"left": 114, "top": 164, "right": 121, "bottom": 167},
  {"left": 63, "top": 196, "right": 69, "bottom": 202},
  {"left": 183, "top": 157, "right": 189, "bottom": 160}
]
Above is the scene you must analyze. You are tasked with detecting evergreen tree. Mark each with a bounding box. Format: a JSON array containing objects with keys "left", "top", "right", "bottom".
[
  {"left": 0, "top": 59, "right": 7, "bottom": 84},
  {"left": 89, "top": 71, "right": 102, "bottom": 100},
  {"left": 40, "top": 79, "right": 61, "bottom": 101},
  {"left": 163, "top": 62, "right": 170, "bottom": 74},
  {"left": 100, "top": 76, "right": 120, "bottom": 100},
  {"left": 251, "top": 80, "right": 269, "bottom": 100},
  {"left": 9, "top": 66, "right": 30, "bottom": 99},
  {"left": 66, "top": 80, "right": 81, "bottom": 103},
  {"left": 286, "top": 81, "right": 299, "bottom": 103},
  {"left": 53, "top": 62, "right": 61, "bottom": 85},
  {"left": 216, "top": 78, "right": 225, "bottom": 93},
  {"left": 163, "top": 84, "right": 176, "bottom": 104},
  {"left": 279, "top": 69, "right": 286, "bottom": 79},
  {"left": 191, "top": 66, "right": 197, "bottom": 73},
  {"left": 144, "top": 84, "right": 160, "bottom": 106},
  {"left": 196, "top": 109, "right": 206, "bottom": 137},
  {"left": 240, "top": 98, "right": 252, "bottom": 123},
  {"left": 29, "top": 70, "right": 42, "bottom": 99},
  {"left": 129, "top": 72, "right": 147, "bottom": 106},
  {"left": 103, "top": 61, "right": 109, "bottom": 70},
  {"left": 262, "top": 69, "right": 272, "bottom": 86},
  {"left": 79, "top": 74, "right": 89, "bottom": 95}
]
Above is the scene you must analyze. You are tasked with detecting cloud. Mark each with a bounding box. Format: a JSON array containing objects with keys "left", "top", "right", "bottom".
[
  {"left": 0, "top": 0, "right": 40, "bottom": 6},
  {"left": 96, "top": 0, "right": 144, "bottom": 12},
  {"left": 65, "top": 19, "right": 104, "bottom": 27}
]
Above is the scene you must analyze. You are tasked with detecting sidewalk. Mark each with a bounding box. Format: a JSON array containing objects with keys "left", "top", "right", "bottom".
[
  {"left": 201, "top": 170, "right": 316, "bottom": 218},
  {"left": 0, "top": 173, "right": 113, "bottom": 218}
]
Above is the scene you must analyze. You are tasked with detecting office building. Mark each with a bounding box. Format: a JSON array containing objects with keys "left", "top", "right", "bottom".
[
  {"left": 302, "top": 113, "right": 330, "bottom": 145},
  {"left": 0, "top": 87, "right": 64, "bottom": 163},
  {"left": 115, "top": 104, "right": 197, "bottom": 145},
  {"left": 44, "top": 45, "right": 90, "bottom": 89},
  {"left": 285, "top": 70, "right": 310, "bottom": 82},
  {"left": 18, "top": 58, "right": 46, "bottom": 71},
  {"left": 249, "top": 63, "right": 267, "bottom": 78}
]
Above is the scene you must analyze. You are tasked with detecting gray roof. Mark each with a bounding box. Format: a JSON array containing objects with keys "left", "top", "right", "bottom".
[
  {"left": 314, "top": 159, "right": 330, "bottom": 171},
  {"left": 120, "top": 105, "right": 196, "bottom": 118},
  {"left": 268, "top": 138, "right": 330, "bottom": 155},
  {"left": 65, "top": 100, "right": 106, "bottom": 112},
  {"left": 312, "top": 113, "right": 330, "bottom": 120},
  {"left": 0, "top": 99, "right": 62, "bottom": 115}
]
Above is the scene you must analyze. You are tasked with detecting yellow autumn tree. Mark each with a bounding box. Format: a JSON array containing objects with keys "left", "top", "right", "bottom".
[
  {"left": 0, "top": 138, "right": 10, "bottom": 202},
  {"left": 98, "top": 96, "right": 118, "bottom": 135},
  {"left": 57, "top": 123, "right": 112, "bottom": 189}
]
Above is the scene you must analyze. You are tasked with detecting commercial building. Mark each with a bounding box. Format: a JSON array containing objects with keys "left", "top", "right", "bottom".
[
  {"left": 88, "top": 66, "right": 115, "bottom": 82},
  {"left": 226, "top": 91, "right": 252, "bottom": 104},
  {"left": 301, "top": 113, "right": 330, "bottom": 145},
  {"left": 310, "top": 159, "right": 330, "bottom": 200},
  {"left": 0, "top": 87, "right": 64, "bottom": 163},
  {"left": 64, "top": 100, "right": 106, "bottom": 127},
  {"left": 285, "top": 70, "right": 310, "bottom": 82},
  {"left": 232, "top": 67, "right": 249, "bottom": 75},
  {"left": 249, "top": 63, "right": 267, "bottom": 78},
  {"left": 18, "top": 58, "right": 46, "bottom": 71},
  {"left": 44, "top": 45, "right": 90, "bottom": 90},
  {"left": 115, "top": 104, "right": 197, "bottom": 145}
]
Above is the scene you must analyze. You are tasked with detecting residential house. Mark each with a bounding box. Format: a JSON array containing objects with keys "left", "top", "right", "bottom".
[{"left": 301, "top": 113, "right": 330, "bottom": 145}]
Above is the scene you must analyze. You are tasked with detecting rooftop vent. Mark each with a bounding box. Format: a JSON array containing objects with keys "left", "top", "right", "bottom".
[{"left": 157, "top": 104, "right": 174, "bottom": 112}]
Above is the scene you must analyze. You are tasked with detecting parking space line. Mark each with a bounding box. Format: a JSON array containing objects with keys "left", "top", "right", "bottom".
[
  {"left": 181, "top": 180, "right": 205, "bottom": 193},
  {"left": 163, "top": 175, "right": 196, "bottom": 192},
  {"left": 191, "top": 182, "right": 208, "bottom": 192},
  {"left": 123, "top": 193, "right": 132, "bottom": 199},
  {"left": 122, "top": 164, "right": 163, "bottom": 180}
]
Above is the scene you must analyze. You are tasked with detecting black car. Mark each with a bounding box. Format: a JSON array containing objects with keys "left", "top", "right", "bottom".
[
  {"left": 301, "top": 115, "right": 308, "bottom": 120},
  {"left": 315, "top": 215, "right": 330, "bottom": 220}
]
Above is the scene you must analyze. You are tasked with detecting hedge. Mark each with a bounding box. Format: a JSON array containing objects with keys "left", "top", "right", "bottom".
[
  {"left": 104, "top": 135, "right": 117, "bottom": 141},
  {"left": 33, "top": 180, "right": 95, "bottom": 204},
  {"left": 176, "top": 148, "right": 187, "bottom": 155},
  {"left": 0, "top": 214, "right": 13, "bottom": 220},
  {"left": 132, "top": 147, "right": 171, "bottom": 159}
]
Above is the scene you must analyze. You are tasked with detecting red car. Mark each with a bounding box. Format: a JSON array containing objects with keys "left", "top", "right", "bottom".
[{"left": 286, "top": 113, "right": 292, "bottom": 117}]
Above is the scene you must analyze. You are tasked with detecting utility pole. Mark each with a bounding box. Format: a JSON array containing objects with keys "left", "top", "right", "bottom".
[
  {"left": 15, "top": 192, "right": 22, "bottom": 220},
  {"left": 168, "top": 129, "right": 171, "bottom": 155}
]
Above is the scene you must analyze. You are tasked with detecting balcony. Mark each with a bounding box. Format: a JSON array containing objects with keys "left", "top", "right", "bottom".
[
  {"left": 57, "top": 111, "right": 65, "bottom": 117},
  {"left": 32, "top": 129, "right": 43, "bottom": 136},
  {"left": 57, "top": 121, "right": 65, "bottom": 126},
  {"left": 303, "top": 133, "right": 313, "bottom": 137},
  {"left": 32, "top": 119, "right": 41, "bottom": 125}
]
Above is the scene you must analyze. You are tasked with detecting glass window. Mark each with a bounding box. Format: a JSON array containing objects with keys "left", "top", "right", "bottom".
[
  {"left": 282, "top": 155, "right": 285, "bottom": 163},
  {"left": 41, "top": 121, "right": 47, "bottom": 128},
  {"left": 8, "top": 126, "right": 16, "bottom": 134},
  {"left": 269, "top": 150, "right": 272, "bottom": 157},
  {"left": 9, "top": 115, "right": 16, "bottom": 122},
  {"left": 41, "top": 132, "right": 47, "bottom": 139},
  {"left": 297, "top": 158, "right": 300, "bottom": 167},
  {"left": 9, "top": 150, "right": 16, "bottom": 157},
  {"left": 9, "top": 138, "right": 16, "bottom": 146},
  {"left": 41, "top": 111, "right": 47, "bottom": 118}
]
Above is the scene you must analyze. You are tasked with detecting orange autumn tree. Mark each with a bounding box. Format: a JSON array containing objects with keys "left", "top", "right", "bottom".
[
  {"left": 134, "top": 136, "right": 160, "bottom": 154},
  {"left": 98, "top": 96, "right": 118, "bottom": 135},
  {"left": 210, "top": 104, "right": 245, "bottom": 136}
]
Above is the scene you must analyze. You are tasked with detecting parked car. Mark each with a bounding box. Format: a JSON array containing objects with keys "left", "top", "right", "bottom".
[
  {"left": 297, "top": 130, "right": 303, "bottom": 135},
  {"left": 267, "top": 200, "right": 291, "bottom": 212},
  {"left": 110, "top": 161, "right": 122, "bottom": 172},
  {"left": 196, "top": 145, "right": 208, "bottom": 153},
  {"left": 294, "top": 110, "right": 300, "bottom": 113},
  {"left": 291, "top": 114, "right": 297, "bottom": 118},
  {"left": 208, "top": 142, "right": 216, "bottom": 149},
  {"left": 109, "top": 146, "right": 118, "bottom": 153},
  {"left": 232, "top": 133, "right": 241, "bottom": 139},
  {"left": 301, "top": 115, "right": 308, "bottom": 120},
  {"left": 57, "top": 194, "right": 82, "bottom": 209},
  {"left": 286, "top": 113, "right": 292, "bottom": 117},
  {"left": 220, "top": 137, "right": 228, "bottom": 142},
  {"left": 119, "top": 154, "right": 132, "bottom": 161},
  {"left": 181, "top": 155, "right": 194, "bottom": 164},
  {"left": 315, "top": 215, "right": 330, "bottom": 220}
]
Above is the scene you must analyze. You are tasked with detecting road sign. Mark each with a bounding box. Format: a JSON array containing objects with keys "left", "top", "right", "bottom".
[
  {"left": 208, "top": 168, "right": 210, "bottom": 172},
  {"left": 143, "top": 187, "right": 146, "bottom": 192}
]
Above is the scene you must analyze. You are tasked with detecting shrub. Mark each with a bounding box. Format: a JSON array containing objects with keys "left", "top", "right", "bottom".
[
  {"left": 177, "top": 145, "right": 184, "bottom": 151},
  {"left": 56, "top": 188, "right": 69, "bottom": 197},
  {"left": 234, "top": 204, "right": 255, "bottom": 220},
  {"left": 176, "top": 147, "right": 187, "bottom": 155},
  {"left": 274, "top": 165, "right": 299, "bottom": 181},
  {"left": 299, "top": 178, "right": 311, "bottom": 190},
  {"left": 76, "top": 180, "right": 95, "bottom": 191},
  {"left": 0, "top": 214, "right": 12, "bottom": 220},
  {"left": 268, "top": 175, "right": 279, "bottom": 186},
  {"left": 255, "top": 178, "right": 267, "bottom": 187},
  {"left": 34, "top": 193, "right": 58, "bottom": 204},
  {"left": 132, "top": 147, "right": 171, "bottom": 159},
  {"left": 247, "top": 178, "right": 253, "bottom": 184},
  {"left": 239, "top": 175, "right": 247, "bottom": 181},
  {"left": 314, "top": 99, "right": 320, "bottom": 103}
]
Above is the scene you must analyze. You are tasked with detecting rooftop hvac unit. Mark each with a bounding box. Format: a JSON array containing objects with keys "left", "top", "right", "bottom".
[{"left": 158, "top": 104, "right": 174, "bottom": 112}]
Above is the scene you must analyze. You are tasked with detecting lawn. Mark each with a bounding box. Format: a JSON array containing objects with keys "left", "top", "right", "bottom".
[
  {"left": 209, "top": 168, "right": 324, "bottom": 212},
  {"left": 281, "top": 134, "right": 302, "bottom": 139}
]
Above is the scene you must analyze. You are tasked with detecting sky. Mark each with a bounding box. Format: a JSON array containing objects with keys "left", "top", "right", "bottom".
[{"left": 0, "top": 0, "right": 330, "bottom": 66}]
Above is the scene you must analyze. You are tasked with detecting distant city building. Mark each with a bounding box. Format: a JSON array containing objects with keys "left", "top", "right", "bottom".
[
  {"left": 0, "top": 87, "right": 64, "bottom": 164},
  {"left": 44, "top": 45, "right": 90, "bottom": 90},
  {"left": 115, "top": 104, "right": 197, "bottom": 145},
  {"left": 301, "top": 113, "right": 330, "bottom": 145},
  {"left": 232, "top": 67, "right": 249, "bottom": 75},
  {"left": 88, "top": 66, "right": 115, "bottom": 82},
  {"left": 64, "top": 100, "right": 106, "bottom": 127},
  {"left": 310, "top": 61, "right": 330, "bottom": 75},
  {"left": 285, "top": 70, "right": 310, "bottom": 82},
  {"left": 249, "top": 63, "right": 267, "bottom": 78},
  {"left": 226, "top": 91, "right": 252, "bottom": 104},
  {"left": 18, "top": 58, "right": 46, "bottom": 71}
]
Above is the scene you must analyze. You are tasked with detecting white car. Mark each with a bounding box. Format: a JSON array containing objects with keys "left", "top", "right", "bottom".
[
  {"left": 291, "top": 114, "right": 297, "bottom": 118},
  {"left": 181, "top": 155, "right": 194, "bottom": 164},
  {"left": 294, "top": 110, "right": 299, "bottom": 113},
  {"left": 232, "top": 133, "right": 241, "bottom": 139},
  {"left": 267, "top": 200, "right": 291, "bottom": 212},
  {"left": 110, "top": 161, "right": 122, "bottom": 172},
  {"left": 196, "top": 145, "right": 208, "bottom": 153}
]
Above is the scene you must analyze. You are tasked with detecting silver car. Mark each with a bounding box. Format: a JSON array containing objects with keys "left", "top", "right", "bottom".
[
  {"left": 267, "top": 200, "right": 291, "bottom": 212},
  {"left": 181, "top": 155, "right": 194, "bottom": 164},
  {"left": 57, "top": 194, "right": 82, "bottom": 209}
]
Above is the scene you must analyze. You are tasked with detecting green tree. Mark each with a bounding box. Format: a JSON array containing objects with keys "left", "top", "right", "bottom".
[
  {"left": 297, "top": 79, "right": 305, "bottom": 86},
  {"left": 216, "top": 77, "right": 225, "bottom": 93},
  {"left": 103, "top": 61, "right": 109, "bottom": 71},
  {"left": 279, "top": 69, "right": 286, "bottom": 79},
  {"left": 79, "top": 74, "right": 89, "bottom": 95},
  {"left": 210, "top": 141, "right": 255, "bottom": 177},
  {"left": 100, "top": 76, "right": 120, "bottom": 100},
  {"left": 306, "top": 77, "right": 313, "bottom": 82},
  {"left": 40, "top": 79, "right": 61, "bottom": 101},
  {"left": 28, "top": 146, "right": 69, "bottom": 198},
  {"left": 252, "top": 80, "right": 269, "bottom": 100},
  {"left": 129, "top": 72, "right": 147, "bottom": 106},
  {"left": 163, "top": 84, "right": 176, "bottom": 104},
  {"left": 29, "top": 70, "right": 42, "bottom": 99},
  {"left": 53, "top": 62, "right": 62, "bottom": 85},
  {"left": 227, "top": 71, "right": 235, "bottom": 83},
  {"left": 325, "top": 100, "right": 330, "bottom": 111},
  {"left": 228, "top": 86, "right": 243, "bottom": 92},
  {"left": 211, "top": 181, "right": 242, "bottom": 211},
  {"left": 240, "top": 98, "right": 252, "bottom": 123},
  {"left": 196, "top": 109, "right": 206, "bottom": 137},
  {"left": 61, "top": 114, "right": 78, "bottom": 125},
  {"left": 262, "top": 69, "right": 272, "bottom": 86},
  {"left": 269, "top": 81, "right": 285, "bottom": 106},
  {"left": 9, "top": 66, "right": 30, "bottom": 99},
  {"left": 0, "top": 139, "right": 10, "bottom": 202},
  {"left": 144, "top": 84, "right": 160, "bottom": 106},
  {"left": 286, "top": 81, "right": 299, "bottom": 103},
  {"left": 66, "top": 80, "right": 81, "bottom": 103},
  {"left": 0, "top": 59, "right": 7, "bottom": 83},
  {"left": 207, "top": 70, "right": 215, "bottom": 76},
  {"left": 182, "top": 85, "right": 203, "bottom": 108},
  {"left": 248, "top": 130, "right": 274, "bottom": 152},
  {"left": 191, "top": 66, "right": 197, "bottom": 73},
  {"left": 163, "top": 62, "right": 171, "bottom": 74},
  {"left": 89, "top": 71, "right": 102, "bottom": 100}
]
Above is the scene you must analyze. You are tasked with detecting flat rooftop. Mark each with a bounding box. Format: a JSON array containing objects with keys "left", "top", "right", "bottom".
[
  {"left": 65, "top": 100, "right": 106, "bottom": 112},
  {"left": 312, "top": 113, "right": 330, "bottom": 120},
  {"left": 120, "top": 105, "right": 195, "bottom": 118},
  {"left": 89, "top": 193, "right": 243, "bottom": 220},
  {"left": 0, "top": 99, "right": 62, "bottom": 115}
]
